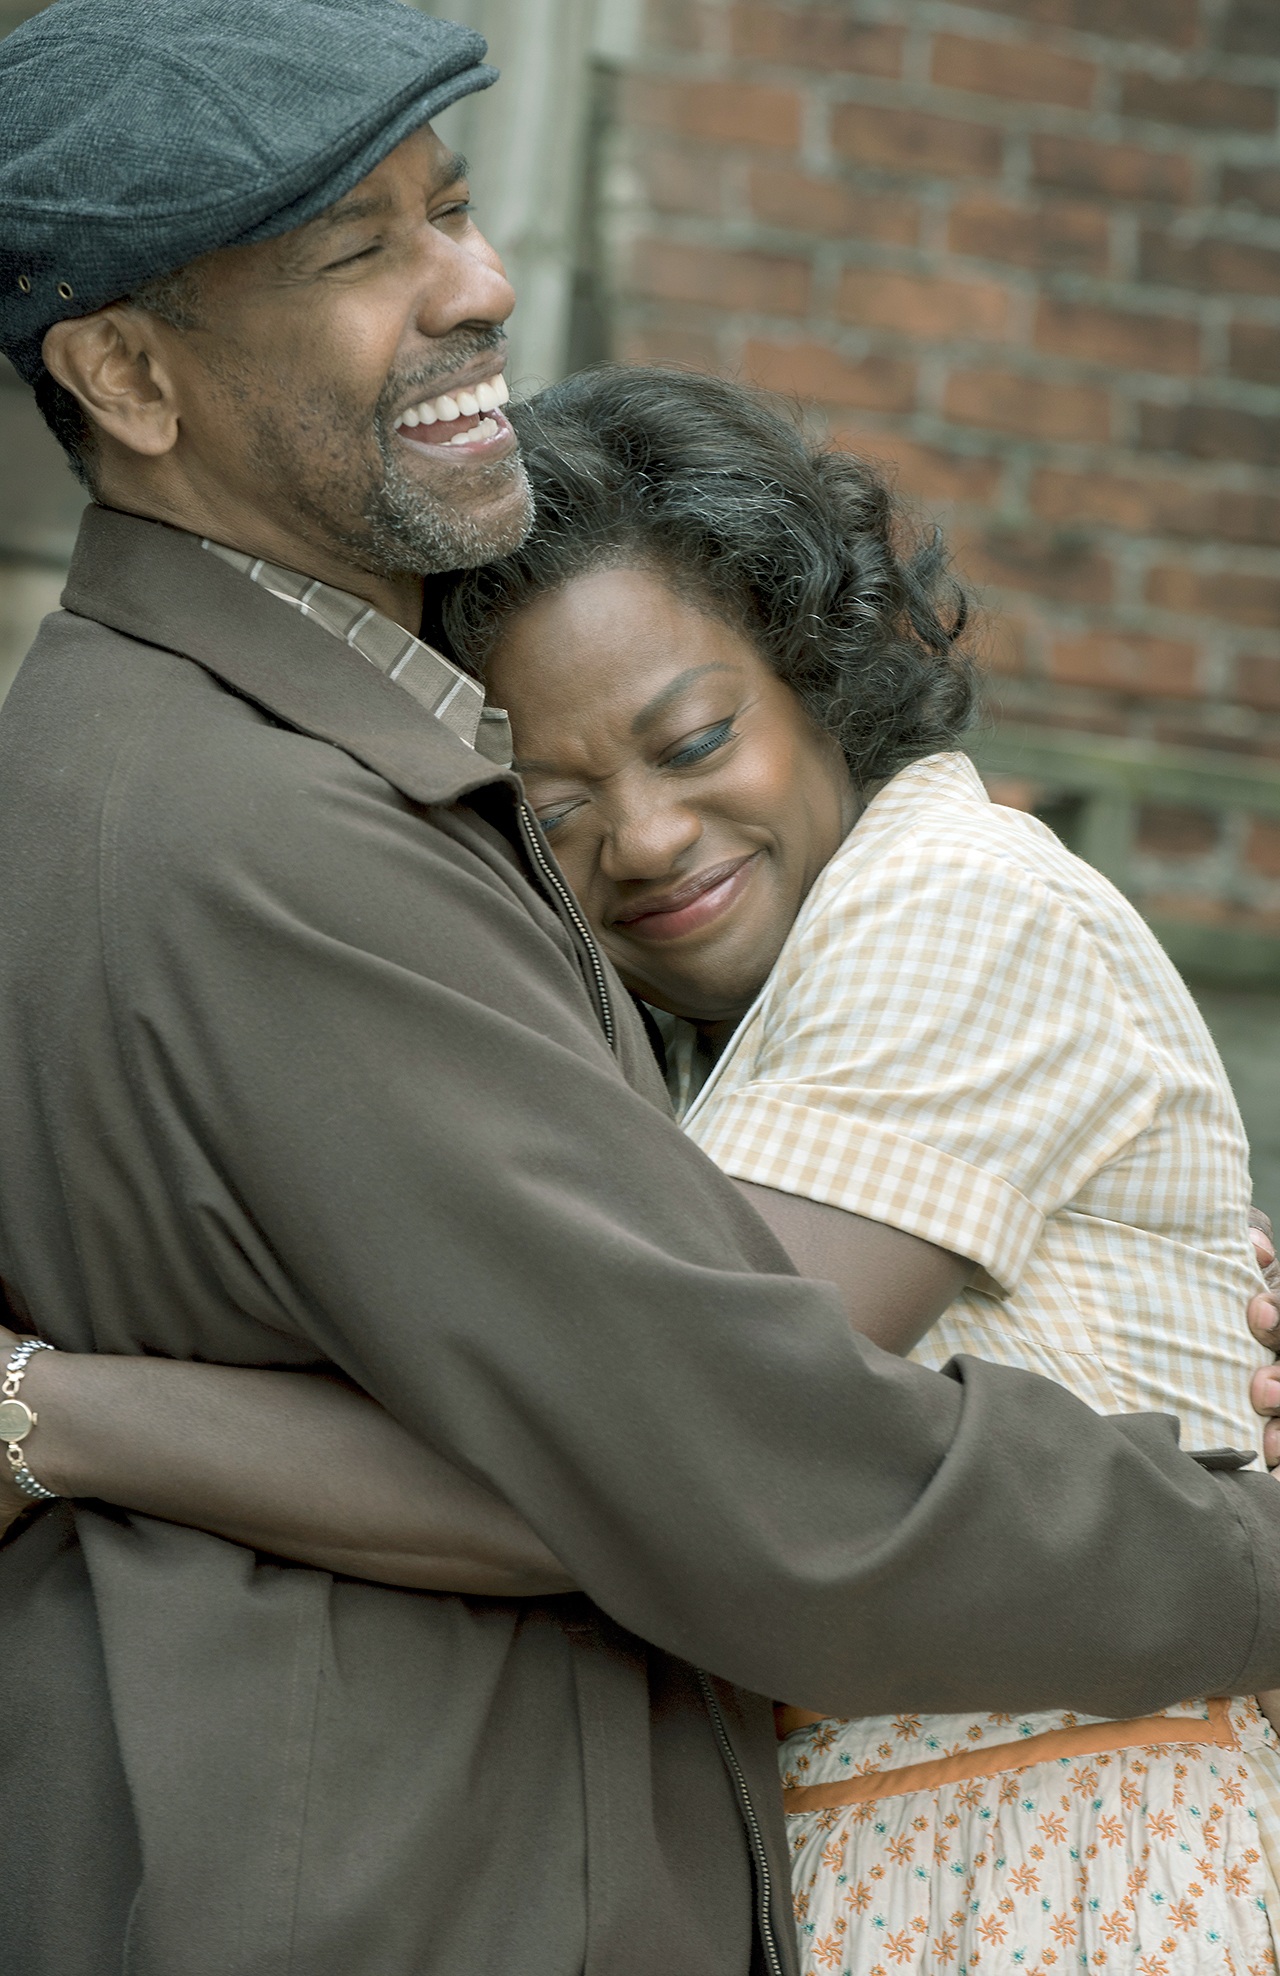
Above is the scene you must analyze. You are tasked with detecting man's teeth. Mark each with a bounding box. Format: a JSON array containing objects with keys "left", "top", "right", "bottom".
[
  {"left": 400, "top": 374, "right": 509, "bottom": 429},
  {"left": 442, "top": 416, "right": 499, "bottom": 446}
]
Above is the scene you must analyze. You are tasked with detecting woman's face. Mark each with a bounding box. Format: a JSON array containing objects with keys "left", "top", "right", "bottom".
[{"left": 484, "top": 566, "right": 857, "bottom": 1027}]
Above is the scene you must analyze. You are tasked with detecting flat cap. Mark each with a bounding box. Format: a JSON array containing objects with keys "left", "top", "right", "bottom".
[{"left": 0, "top": 0, "right": 495, "bottom": 383}]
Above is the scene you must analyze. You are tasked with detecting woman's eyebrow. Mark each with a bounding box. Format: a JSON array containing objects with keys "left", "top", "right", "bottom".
[
  {"left": 513, "top": 663, "right": 739, "bottom": 775},
  {"left": 630, "top": 664, "right": 736, "bottom": 736}
]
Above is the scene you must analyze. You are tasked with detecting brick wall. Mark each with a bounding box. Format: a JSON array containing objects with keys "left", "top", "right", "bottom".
[{"left": 604, "top": 0, "right": 1280, "bottom": 961}]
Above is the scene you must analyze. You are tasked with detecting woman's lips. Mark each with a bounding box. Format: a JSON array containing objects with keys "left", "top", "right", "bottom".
[{"left": 612, "top": 855, "right": 758, "bottom": 943}]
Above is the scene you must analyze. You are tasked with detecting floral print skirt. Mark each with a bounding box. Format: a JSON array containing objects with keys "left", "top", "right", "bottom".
[{"left": 781, "top": 1699, "right": 1280, "bottom": 1976}]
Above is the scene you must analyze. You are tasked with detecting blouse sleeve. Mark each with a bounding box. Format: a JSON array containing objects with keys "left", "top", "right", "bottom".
[{"left": 684, "top": 841, "right": 1163, "bottom": 1297}]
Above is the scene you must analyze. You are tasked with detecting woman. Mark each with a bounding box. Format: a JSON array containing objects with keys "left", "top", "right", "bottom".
[{"left": 4, "top": 367, "right": 1278, "bottom": 1974}]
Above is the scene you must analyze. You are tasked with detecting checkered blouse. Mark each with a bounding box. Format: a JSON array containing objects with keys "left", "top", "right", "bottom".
[{"left": 678, "top": 751, "right": 1265, "bottom": 1455}]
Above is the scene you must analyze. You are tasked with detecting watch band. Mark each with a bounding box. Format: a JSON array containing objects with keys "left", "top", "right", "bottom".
[{"left": 0, "top": 1337, "right": 59, "bottom": 1502}]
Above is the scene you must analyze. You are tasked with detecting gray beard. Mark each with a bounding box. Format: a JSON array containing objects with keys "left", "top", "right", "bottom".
[
  {"left": 357, "top": 413, "right": 534, "bottom": 578},
  {"left": 237, "top": 326, "right": 536, "bottom": 582}
]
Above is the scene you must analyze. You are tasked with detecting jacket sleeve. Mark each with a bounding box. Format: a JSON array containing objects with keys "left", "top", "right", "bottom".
[{"left": 106, "top": 734, "right": 1280, "bottom": 1719}]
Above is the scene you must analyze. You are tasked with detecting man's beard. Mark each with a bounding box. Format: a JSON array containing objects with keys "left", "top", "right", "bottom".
[
  {"left": 361, "top": 403, "right": 533, "bottom": 578},
  {"left": 356, "top": 328, "right": 534, "bottom": 577},
  {"left": 243, "top": 329, "right": 535, "bottom": 579}
]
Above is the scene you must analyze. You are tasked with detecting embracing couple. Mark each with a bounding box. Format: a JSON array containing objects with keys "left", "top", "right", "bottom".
[{"left": 5, "top": 4, "right": 1280, "bottom": 1974}]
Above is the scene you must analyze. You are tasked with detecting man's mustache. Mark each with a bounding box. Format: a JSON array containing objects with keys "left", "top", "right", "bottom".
[{"left": 379, "top": 329, "right": 510, "bottom": 422}]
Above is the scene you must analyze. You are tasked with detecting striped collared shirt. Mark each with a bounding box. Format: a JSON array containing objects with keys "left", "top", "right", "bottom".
[{"left": 200, "top": 538, "right": 512, "bottom": 766}]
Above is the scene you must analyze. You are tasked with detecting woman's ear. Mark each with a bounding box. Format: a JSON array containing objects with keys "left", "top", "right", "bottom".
[{"left": 42, "top": 305, "right": 181, "bottom": 460}]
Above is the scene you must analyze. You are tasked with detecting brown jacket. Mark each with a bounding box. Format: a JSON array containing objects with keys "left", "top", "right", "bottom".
[{"left": 2, "top": 504, "right": 1279, "bottom": 1976}]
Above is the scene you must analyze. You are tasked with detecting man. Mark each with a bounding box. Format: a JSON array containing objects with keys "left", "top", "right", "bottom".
[{"left": 1, "top": 4, "right": 1279, "bottom": 1973}]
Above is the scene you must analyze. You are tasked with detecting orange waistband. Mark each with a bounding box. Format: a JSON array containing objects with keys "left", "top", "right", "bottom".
[{"left": 781, "top": 1697, "right": 1236, "bottom": 1816}]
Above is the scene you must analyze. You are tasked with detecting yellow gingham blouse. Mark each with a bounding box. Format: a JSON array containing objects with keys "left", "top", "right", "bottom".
[{"left": 677, "top": 750, "right": 1266, "bottom": 1456}]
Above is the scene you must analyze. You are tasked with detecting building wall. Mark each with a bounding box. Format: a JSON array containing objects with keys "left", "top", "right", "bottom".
[
  {"left": 5, "top": 0, "right": 1280, "bottom": 974},
  {"left": 603, "top": 0, "right": 1280, "bottom": 969}
]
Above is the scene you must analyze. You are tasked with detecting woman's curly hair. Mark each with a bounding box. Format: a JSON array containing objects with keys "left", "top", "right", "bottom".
[{"left": 438, "top": 365, "right": 977, "bottom": 792}]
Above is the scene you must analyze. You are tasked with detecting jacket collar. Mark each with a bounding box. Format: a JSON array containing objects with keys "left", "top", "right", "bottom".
[{"left": 60, "top": 504, "right": 516, "bottom": 812}]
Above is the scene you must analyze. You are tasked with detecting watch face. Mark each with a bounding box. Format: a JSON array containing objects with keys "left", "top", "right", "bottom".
[{"left": 0, "top": 1397, "right": 33, "bottom": 1441}]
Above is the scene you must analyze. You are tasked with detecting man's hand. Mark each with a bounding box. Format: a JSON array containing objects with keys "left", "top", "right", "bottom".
[{"left": 1248, "top": 1210, "right": 1280, "bottom": 1470}]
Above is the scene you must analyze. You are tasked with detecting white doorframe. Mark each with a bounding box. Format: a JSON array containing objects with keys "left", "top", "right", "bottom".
[{"left": 415, "top": 0, "right": 641, "bottom": 388}]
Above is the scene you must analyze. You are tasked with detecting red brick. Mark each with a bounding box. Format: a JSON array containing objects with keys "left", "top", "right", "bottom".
[
  {"left": 1032, "top": 468, "right": 1161, "bottom": 534},
  {"left": 1138, "top": 401, "right": 1280, "bottom": 467},
  {"left": 1145, "top": 564, "right": 1280, "bottom": 628},
  {"left": 1142, "top": 891, "right": 1280, "bottom": 928},
  {"left": 1031, "top": 468, "right": 1280, "bottom": 550},
  {"left": 729, "top": 7, "right": 903, "bottom": 76},
  {"left": 1246, "top": 817, "right": 1280, "bottom": 878},
  {"left": 1151, "top": 719, "right": 1280, "bottom": 759},
  {"left": 944, "top": 366, "right": 1111, "bottom": 442},
  {"left": 743, "top": 339, "right": 917, "bottom": 412},
  {"left": 931, "top": 33, "right": 1096, "bottom": 110},
  {"left": 1135, "top": 803, "right": 1219, "bottom": 855},
  {"left": 630, "top": 240, "right": 811, "bottom": 315},
  {"left": 1034, "top": 296, "right": 1200, "bottom": 375},
  {"left": 983, "top": 613, "right": 1034, "bottom": 679},
  {"left": 1222, "top": 165, "right": 1280, "bottom": 218},
  {"left": 1141, "top": 229, "right": 1280, "bottom": 301},
  {"left": 625, "top": 77, "right": 802, "bottom": 150},
  {"left": 959, "top": 525, "right": 1114, "bottom": 605},
  {"left": 947, "top": 195, "right": 1109, "bottom": 275},
  {"left": 1133, "top": 890, "right": 1218, "bottom": 923},
  {"left": 748, "top": 167, "right": 919, "bottom": 245},
  {"left": 641, "top": 146, "right": 728, "bottom": 220},
  {"left": 829, "top": 429, "right": 1003, "bottom": 505},
  {"left": 984, "top": 773, "right": 1040, "bottom": 805},
  {"left": 1230, "top": 321, "right": 1280, "bottom": 388},
  {"left": 957, "top": 0, "right": 1196, "bottom": 41},
  {"left": 832, "top": 103, "right": 1002, "bottom": 180},
  {"left": 1224, "top": 0, "right": 1280, "bottom": 58},
  {"left": 1181, "top": 490, "right": 1280, "bottom": 549},
  {"left": 1050, "top": 630, "right": 1200, "bottom": 696},
  {"left": 1238, "top": 654, "right": 1280, "bottom": 712},
  {"left": 1120, "top": 73, "right": 1277, "bottom": 134},
  {"left": 838, "top": 267, "right": 1013, "bottom": 342},
  {"left": 644, "top": 0, "right": 711, "bottom": 52},
  {"left": 617, "top": 324, "right": 723, "bottom": 371},
  {"left": 1031, "top": 133, "right": 1192, "bottom": 204}
]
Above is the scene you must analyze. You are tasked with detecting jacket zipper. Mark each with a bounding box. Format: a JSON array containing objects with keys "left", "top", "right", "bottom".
[
  {"left": 697, "top": 1669, "right": 787, "bottom": 1976},
  {"left": 515, "top": 811, "right": 776, "bottom": 1966},
  {"left": 517, "top": 801, "right": 615, "bottom": 1054}
]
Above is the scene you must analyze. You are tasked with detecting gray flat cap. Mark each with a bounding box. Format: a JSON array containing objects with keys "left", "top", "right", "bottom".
[{"left": 0, "top": 0, "right": 495, "bottom": 383}]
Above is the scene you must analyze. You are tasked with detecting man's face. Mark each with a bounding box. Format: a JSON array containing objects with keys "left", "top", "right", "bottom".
[{"left": 156, "top": 125, "right": 530, "bottom": 578}]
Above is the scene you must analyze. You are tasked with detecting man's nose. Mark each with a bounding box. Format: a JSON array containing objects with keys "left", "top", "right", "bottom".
[
  {"left": 414, "top": 220, "right": 515, "bottom": 339},
  {"left": 600, "top": 797, "right": 703, "bottom": 884}
]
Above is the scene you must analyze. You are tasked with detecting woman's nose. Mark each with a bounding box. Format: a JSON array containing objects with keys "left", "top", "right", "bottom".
[{"left": 599, "top": 796, "right": 702, "bottom": 883}]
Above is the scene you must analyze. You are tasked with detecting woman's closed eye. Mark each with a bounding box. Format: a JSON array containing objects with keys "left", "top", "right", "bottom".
[
  {"left": 663, "top": 719, "right": 735, "bottom": 769},
  {"left": 533, "top": 720, "right": 738, "bottom": 833},
  {"left": 533, "top": 797, "right": 585, "bottom": 837}
]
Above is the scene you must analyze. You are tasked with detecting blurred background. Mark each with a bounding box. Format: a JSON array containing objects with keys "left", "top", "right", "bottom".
[{"left": 3, "top": 0, "right": 1280, "bottom": 1193}]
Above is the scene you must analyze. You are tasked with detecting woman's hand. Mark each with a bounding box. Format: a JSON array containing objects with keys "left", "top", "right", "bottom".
[
  {"left": 0, "top": 1321, "right": 576, "bottom": 1594},
  {"left": 1248, "top": 1212, "right": 1280, "bottom": 1469}
]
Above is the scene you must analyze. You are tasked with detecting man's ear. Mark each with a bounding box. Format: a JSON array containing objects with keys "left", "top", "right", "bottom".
[{"left": 42, "top": 307, "right": 181, "bottom": 460}]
